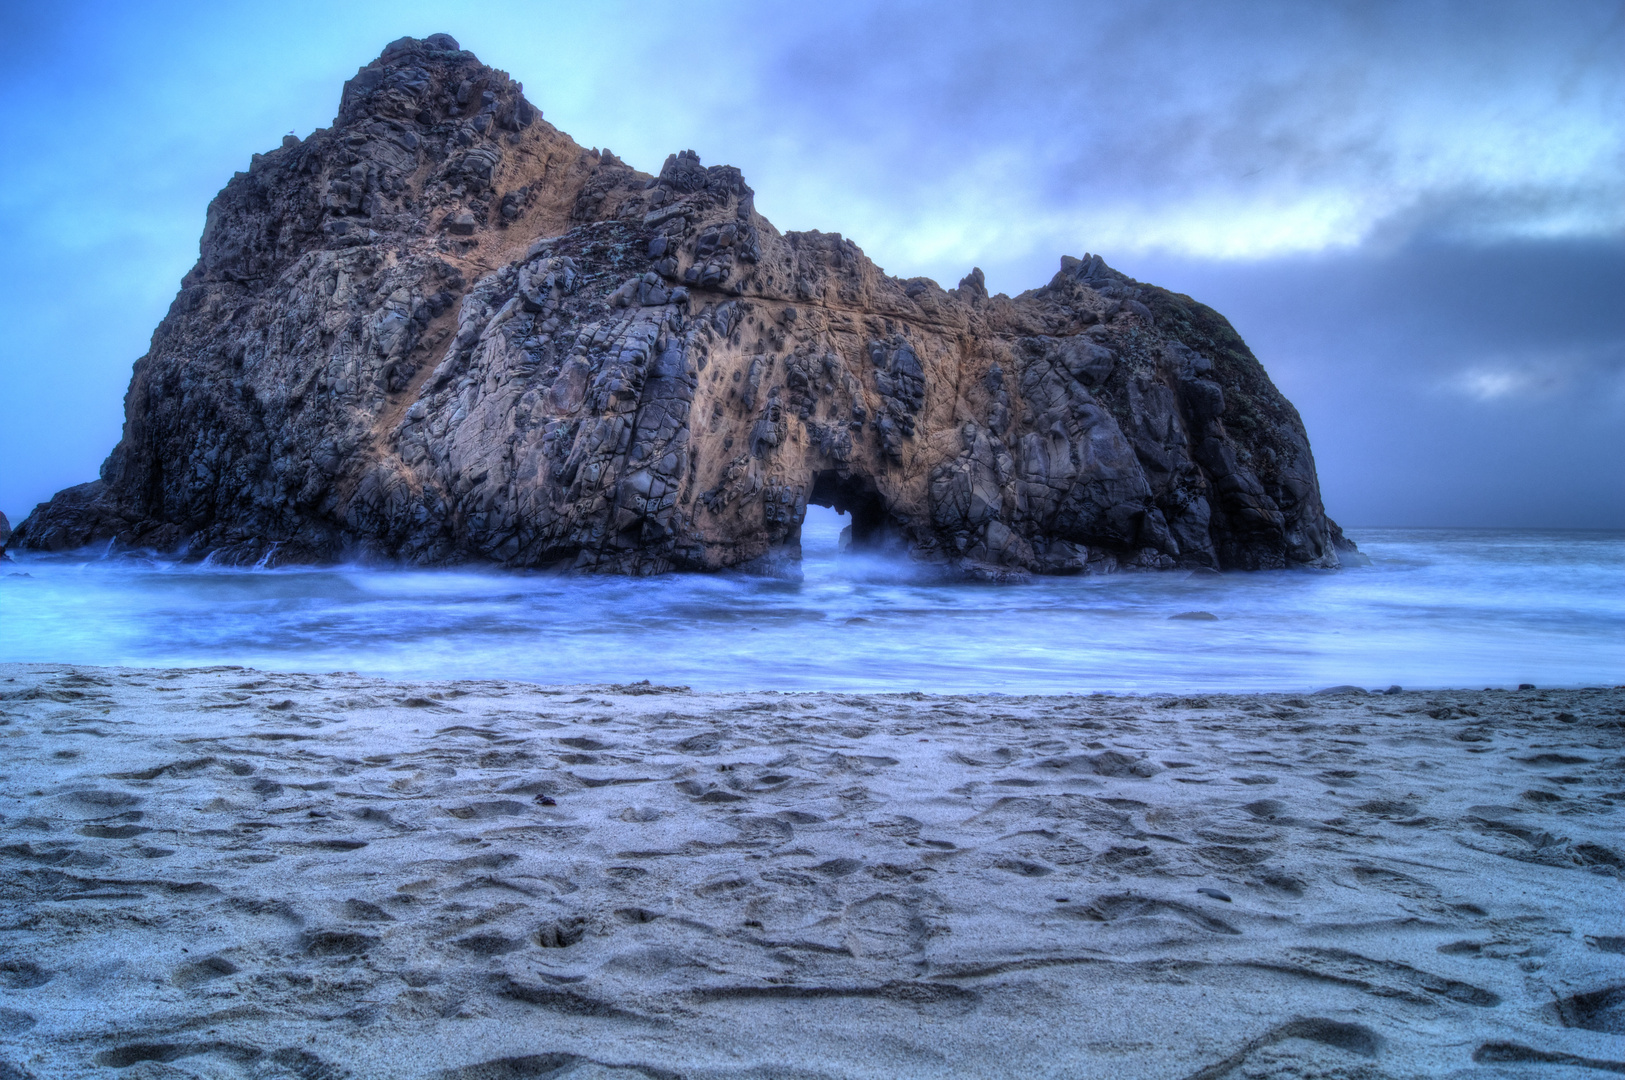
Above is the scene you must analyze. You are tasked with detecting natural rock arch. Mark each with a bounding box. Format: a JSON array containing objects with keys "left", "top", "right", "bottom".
[{"left": 12, "top": 35, "right": 1357, "bottom": 578}]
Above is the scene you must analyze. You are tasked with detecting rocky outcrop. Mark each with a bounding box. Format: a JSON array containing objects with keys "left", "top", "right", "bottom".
[{"left": 15, "top": 35, "right": 1356, "bottom": 576}]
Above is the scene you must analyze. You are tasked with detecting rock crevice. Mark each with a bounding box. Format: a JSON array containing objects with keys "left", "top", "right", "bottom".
[{"left": 15, "top": 36, "right": 1355, "bottom": 576}]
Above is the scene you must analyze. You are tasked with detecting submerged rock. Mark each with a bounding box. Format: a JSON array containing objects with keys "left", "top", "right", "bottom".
[{"left": 14, "top": 36, "right": 1356, "bottom": 576}]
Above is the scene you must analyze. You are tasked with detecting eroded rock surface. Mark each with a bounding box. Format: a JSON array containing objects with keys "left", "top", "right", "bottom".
[{"left": 15, "top": 35, "right": 1355, "bottom": 576}]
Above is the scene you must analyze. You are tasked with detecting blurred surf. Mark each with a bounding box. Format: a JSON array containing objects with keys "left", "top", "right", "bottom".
[{"left": 1, "top": 510, "right": 1619, "bottom": 693}]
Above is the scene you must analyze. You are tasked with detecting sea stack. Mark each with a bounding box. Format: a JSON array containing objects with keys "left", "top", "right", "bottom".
[{"left": 14, "top": 35, "right": 1356, "bottom": 576}]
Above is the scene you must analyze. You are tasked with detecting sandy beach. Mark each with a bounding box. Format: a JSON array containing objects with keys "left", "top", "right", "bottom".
[{"left": 1, "top": 663, "right": 1621, "bottom": 1079}]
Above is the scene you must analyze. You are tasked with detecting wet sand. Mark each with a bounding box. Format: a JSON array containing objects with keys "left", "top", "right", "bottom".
[{"left": 1, "top": 664, "right": 1621, "bottom": 1079}]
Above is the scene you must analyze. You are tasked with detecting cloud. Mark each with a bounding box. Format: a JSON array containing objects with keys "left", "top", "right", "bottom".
[
  {"left": 1450, "top": 364, "right": 1568, "bottom": 403},
  {"left": 1444, "top": 344, "right": 1625, "bottom": 403},
  {"left": 615, "top": 0, "right": 1625, "bottom": 273},
  {"left": 1454, "top": 369, "right": 1528, "bottom": 401}
]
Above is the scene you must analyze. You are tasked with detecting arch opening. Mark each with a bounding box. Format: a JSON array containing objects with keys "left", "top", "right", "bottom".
[{"left": 807, "top": 469, "right": 895, "bottom": 553}]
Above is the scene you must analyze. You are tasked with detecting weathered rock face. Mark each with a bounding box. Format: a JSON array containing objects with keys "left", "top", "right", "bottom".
[{"left": 16, "top": 35, "right": 1355, "bottom": 576}]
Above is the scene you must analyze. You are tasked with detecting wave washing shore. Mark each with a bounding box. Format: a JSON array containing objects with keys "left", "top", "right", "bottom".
[
  {"left": 2, "top": 523, "right": 1621, "bottom": 694},
  {"left": 0, "top": 665, "right": 1621, "bottom": 1078}
]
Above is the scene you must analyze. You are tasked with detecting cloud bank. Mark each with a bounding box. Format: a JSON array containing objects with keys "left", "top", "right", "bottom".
[{"left": 583, "top": 0, "right": 1625, "bottom": 271}]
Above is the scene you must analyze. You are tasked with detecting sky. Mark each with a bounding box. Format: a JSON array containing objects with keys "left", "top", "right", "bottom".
[{"left": 1, "top": 0, "right": 1621, "bottom": 530}]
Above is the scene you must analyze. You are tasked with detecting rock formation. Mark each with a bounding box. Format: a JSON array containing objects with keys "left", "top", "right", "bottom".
[{"left": 15, "top": 35, "right": 1356, "bottom": 576}]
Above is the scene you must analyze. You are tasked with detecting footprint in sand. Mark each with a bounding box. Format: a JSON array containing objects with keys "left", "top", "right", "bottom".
[
  {"left": 532, "top": 916, "right": 589, "bottom": 946},
  {"left": 1549, "top": 984, "right": 1625, "bottom": 1034},
  {"left": 171, "top": 955, "right": 239, "bottom": 989},
  {"left": 342, "top": 899, "right": 395, "bottom": 922},
  {"left": 0, "top": 959, "right": 52, "bottom": 989},
  {"left": 1070, "top": 893, "right": 1240, "bottom": 935},
  {"left": 0, "top": 1007, "right": 37, "bottom": 1036},
  {"left": 302, "top": 930, "right": 377, "bottom": 957}
]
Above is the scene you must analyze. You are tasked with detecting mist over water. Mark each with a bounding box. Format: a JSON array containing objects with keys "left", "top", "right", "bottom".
[{"left": 1, "top": 507, "right": 1620, "bottom": 693}]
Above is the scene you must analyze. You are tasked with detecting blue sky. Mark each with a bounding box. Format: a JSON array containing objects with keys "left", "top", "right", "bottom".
[{"left": 2, "top": 0, "right": 1621, "bottom": 528}]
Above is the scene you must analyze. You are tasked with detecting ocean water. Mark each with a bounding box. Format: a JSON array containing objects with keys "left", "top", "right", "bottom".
[{"left": 1, "top": 511, "right": 1620, "bottom": 693}]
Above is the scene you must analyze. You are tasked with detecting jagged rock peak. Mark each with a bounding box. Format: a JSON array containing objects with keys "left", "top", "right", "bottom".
[
  {"left": 658, "top": 150, "right": 709, "bottom": 193},
  {"left": 381, "top": 33, "right": 462, "bottom": 58},
  {"left": 14, "top": 38, "right": 1356, "bottom": 578},
  {"left": 336, "top": 33, "right": 536, "bottom": 131}
]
